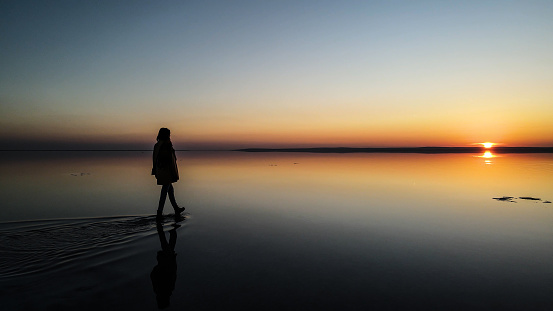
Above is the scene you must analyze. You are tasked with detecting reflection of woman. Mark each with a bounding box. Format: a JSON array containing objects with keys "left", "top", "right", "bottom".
[
  {"left": 152, "top": 128, "right": 184, "bottom": 218},
  {"left": 151, "top": 221, "right": 178, "bottom": 309}
]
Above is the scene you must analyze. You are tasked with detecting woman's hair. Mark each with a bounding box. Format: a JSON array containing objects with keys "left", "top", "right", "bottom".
[{"left": 157, "top": 128, "right": 171, "bottom": 141}]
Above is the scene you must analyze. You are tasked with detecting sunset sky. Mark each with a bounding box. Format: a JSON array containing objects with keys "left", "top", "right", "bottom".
[{"left": 1, "top": 1, "right": 552, "bottom": 150}]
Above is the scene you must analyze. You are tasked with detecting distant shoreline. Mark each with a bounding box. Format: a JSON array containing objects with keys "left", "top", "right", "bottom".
[
  {"left": 236, "top": 147, "right": 553, "bottom": 154},
  {"left": 1, "top": 147, "right": 553, "bottom": 153}
]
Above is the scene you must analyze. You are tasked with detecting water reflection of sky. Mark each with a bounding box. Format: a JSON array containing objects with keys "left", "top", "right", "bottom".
[
  {"left": 1, "top": 151, "right": 553, "bottom": 309},
  {"left": 1, "top": 151, "right": 552, "bottom": 222},
  {"left": 476, "top": 150, "right": 497, "bottom": 165}
]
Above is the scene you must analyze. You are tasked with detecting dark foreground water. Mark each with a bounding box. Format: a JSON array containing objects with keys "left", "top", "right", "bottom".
[{"left": 0, "top": 151, "right": 552, "bottom": 310}]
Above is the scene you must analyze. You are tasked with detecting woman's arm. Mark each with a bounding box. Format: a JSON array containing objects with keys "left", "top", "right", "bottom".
[{"left": 152, "top": 143, "right": 159, "bottom": 175}]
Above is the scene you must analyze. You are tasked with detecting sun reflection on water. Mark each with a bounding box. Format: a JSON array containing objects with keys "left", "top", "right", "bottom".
[
  {"left": 476, "top": 150, "right": 496, "bottom": 164},
  {"left": 482, "top": 151, "right": 494, "bottom": 158}
]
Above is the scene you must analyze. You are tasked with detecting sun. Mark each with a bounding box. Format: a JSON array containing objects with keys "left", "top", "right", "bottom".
[{"left": 481, "top": 142, "right": 494, "bottom": 149}]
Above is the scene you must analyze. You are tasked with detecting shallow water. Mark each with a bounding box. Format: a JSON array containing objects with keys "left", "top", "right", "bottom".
[
  {"left": 0, "top": 215, "right": 159, "bottom": 279},
  {"left": 0, "top": 151, "right": 552, "bottom": 310}
]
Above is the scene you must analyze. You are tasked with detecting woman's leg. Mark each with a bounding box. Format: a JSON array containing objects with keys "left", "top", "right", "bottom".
[
  {"left": 167, "top": 184, "right": 177, "bottom": 208},
  {"left": 158, "top": 184, "right": 170, "bottom": 215},
  {"left": 168, "top": 184, "right": 185, "bottom": 212}
]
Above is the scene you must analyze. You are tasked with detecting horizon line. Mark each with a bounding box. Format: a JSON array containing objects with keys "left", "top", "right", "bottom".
[{"left": 2, "top": 146, "right": 553, "bottom": 154}]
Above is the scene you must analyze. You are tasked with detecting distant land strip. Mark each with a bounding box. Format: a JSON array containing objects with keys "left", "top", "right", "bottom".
[
  {"left": 1, "top": 147, "right": 553, "bottom": 153},
  {"left": 236, "top": 147, "right": 553, "bottom": 154}
]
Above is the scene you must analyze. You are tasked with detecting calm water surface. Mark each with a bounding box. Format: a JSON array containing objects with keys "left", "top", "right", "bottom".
[{"left": 0, "top": 151, "right": 552, "bottom": 310}]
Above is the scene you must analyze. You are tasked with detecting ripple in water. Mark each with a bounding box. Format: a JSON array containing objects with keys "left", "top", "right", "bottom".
[{"left": 0, "top": 215, "right": 182, "bottom": 279}]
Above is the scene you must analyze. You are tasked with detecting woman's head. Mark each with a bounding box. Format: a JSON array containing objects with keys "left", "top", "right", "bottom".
[{"left": 157, "top": 128, "right": 171, "bottom": 141}]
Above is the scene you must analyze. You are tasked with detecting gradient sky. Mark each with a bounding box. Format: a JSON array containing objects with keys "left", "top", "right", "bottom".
[{"left": 1, "top": 0, "right": 552, "bottom": 149}]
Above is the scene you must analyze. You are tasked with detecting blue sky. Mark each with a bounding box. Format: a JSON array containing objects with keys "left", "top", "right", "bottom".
[{"left": 1, "top": 1, "right": 552, "bottom": 149}]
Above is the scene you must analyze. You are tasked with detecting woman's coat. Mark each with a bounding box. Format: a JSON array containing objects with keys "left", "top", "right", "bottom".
[{"left": 152, "top": 140, "right": 179, "bottom": 185}]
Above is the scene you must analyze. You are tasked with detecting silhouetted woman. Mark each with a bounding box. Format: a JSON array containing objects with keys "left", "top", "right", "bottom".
[{"left": 152, "top": 128, "right": 184, "bottom": 217}]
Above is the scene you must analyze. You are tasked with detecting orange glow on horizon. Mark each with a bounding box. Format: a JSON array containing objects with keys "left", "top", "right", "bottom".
[{"left": 481, "top": 142, "right": 494, "bottom": 148}]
